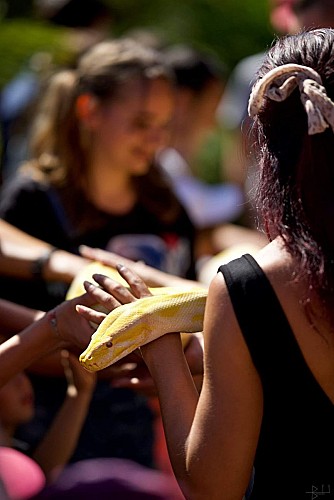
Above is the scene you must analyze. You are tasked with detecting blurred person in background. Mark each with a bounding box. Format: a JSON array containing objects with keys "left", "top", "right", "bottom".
[
  {"left": 157, "top": 44, "right": 266, "bottom": 280},
  {"left": 0, "top": 340, "right": 96, "bottom": 482},
  {"left": 292, "top": 0, "right": 334, "bottom": 28},
  {"left": 217, "top": 0, "right": 299, "bottom": 222},
  {"left": 0, "top": 0, "right": 114, "bottom": 182},
  {"left": 0, "top": 37, "right": 197, "bottom": 471},
  {"left": 157, "top": 44, "right": 243, "bottom": 232},
  {"left": 0, "top": 38, "right": 196, "bottom": 311},
  {"left": 217, "top": 0, "right": 334, "bottom": 213}
]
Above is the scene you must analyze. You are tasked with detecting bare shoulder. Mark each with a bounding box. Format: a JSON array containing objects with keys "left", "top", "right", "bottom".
[
  {"left": 203, "top": 270, "right": 257, "bottom": 380},
  {"left": 249, "top": 240, "right": 334, "bottom": 403},
  {"left": 254, "top": 240, "right": 308, "bottom": 312},
  {"left": 202, "top": 239, "right": 293, "bottom": 368}
]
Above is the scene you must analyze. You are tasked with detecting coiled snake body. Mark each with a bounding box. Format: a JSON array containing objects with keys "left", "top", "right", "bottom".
[{"left": 66, "top": 262, "right": 207, "bottom": 372}]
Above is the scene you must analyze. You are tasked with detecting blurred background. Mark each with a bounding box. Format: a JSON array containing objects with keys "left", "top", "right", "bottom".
[
  {"left": 0, "top": 0, "right": 272, "bottom": 82},
  {"left": 0, "top": 0, "right": 274, "bottom": 183}
]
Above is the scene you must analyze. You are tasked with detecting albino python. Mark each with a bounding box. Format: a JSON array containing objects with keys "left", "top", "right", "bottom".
[{"left": 66, "top": 262, "right": 208, "bottom": 372}]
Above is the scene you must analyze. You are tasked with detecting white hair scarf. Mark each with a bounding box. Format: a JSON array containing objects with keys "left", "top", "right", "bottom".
[{"left": 248, "top": 63, "right": 334, "bottom": 135}]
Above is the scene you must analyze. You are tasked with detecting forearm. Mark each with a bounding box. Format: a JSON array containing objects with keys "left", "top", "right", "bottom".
[
  {"left": 142, "top": 334, "right": 199, "bottom": 490},
  {"left": 79, "top": 245, "right": 201, "bottom": 288},
  {"left": 0, "top": 220, "right": 52, "bottom": 279},
  {"left": 32, "top": 389, "right": 93, "bottom": 478},
  {"left": 0, "top": 299, "right": 43, "bottom": 336},
  {"left": 0, "top": 314, "right": 60, "bottom": 387},
  {"left": 135, "top": 261, "right": 200, "bottom": 288},
  {"left": 43, "top": 250, "right": 88, "bottom": 283},
  {"left": 0, "top": 300, "right": 86, "bottom": 377},
  {"left": 0, "top": 219, "right": 87, "bottom": 283},
  {"left": 0, "top": 247, "right": 86, "bottom": 284}
]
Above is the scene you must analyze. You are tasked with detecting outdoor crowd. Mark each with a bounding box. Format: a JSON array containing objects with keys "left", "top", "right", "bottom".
[{"left": 0, "top": 0, "right": 333, "bottom": 498}]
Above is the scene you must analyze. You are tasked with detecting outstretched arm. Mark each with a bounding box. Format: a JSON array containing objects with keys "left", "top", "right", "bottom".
[
  {"left": 33, "top": 351, "right": 96, "bottom": 479},
  {"left": 78, "top": 265, "right": 263, "bottom": 499},
  {"left": 0, "top": 291, "right": 97, "bottom": 389},
  {"left": 0, "top": 298, "right": 43, "bottom": 336},
  {"left": 0, "top": 218, "right": 87, "bottom": 283},
  {"left": 79, "top": 244, "right": 201, "bottom": 288}
]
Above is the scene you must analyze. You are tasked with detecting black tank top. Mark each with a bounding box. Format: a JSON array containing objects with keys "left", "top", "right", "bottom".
[{"left": 219, "top": 254, "right": 334, "bottom": 500}]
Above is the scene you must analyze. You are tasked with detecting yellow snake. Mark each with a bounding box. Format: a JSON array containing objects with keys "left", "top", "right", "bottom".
[
  {"left": 66, "top": 262, "right": 207, "bottom": 372},
  {"left": 68, "top": 243, "right": 260, "bottom": 372}
]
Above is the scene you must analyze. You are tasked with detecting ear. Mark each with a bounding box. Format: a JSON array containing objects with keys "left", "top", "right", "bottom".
[{"left": 75, "top": 93, "right": 101, "bottom": 128}]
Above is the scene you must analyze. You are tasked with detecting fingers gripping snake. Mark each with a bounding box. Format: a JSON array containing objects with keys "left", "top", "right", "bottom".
[{"left": 66, "top": 262, "right": 207, "bottom": 372}]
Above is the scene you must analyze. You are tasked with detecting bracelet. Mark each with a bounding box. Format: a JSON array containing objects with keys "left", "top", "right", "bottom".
[
  {"left": 31, "top": 247, "right": 58, "bottom": 281},
  {"left": 47, "top": 308, "right": 60, "bottom": 339}
]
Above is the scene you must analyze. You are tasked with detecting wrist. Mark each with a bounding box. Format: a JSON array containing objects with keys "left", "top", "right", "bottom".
[
  {"left": 141, "top": 333, "right": 182, "bottom": 364},
  {"left": 46, "top": 250, "right": 87, "bottom": 283},
  {"left": 31, "top": 247, "right": 58, "bottom": 281},
  {"left": 45, "top": 308, "right": 67, "bottom": 349},
  {"left": 32, "top": 312, "right": 63, "bottom": 353},
  {"left": 47, "top": 309, "right": 60, "bottom": 340}
]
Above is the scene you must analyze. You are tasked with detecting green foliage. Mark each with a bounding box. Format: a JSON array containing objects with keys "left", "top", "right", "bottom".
[
  {"left": 0, "top": 19, "right": 71, "bottom": 88},
  {"left": 106, "top": 0, "right": 273, "bottom": 70},
  {"left": 0, "top": 0, "right": 274, "bottom": 86}
]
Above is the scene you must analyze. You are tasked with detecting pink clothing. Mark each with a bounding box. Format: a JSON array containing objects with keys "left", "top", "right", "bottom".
[{"left": 0, "top": 447, "right": 45, "bottom": 500}]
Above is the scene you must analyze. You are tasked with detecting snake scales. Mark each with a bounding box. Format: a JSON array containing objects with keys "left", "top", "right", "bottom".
[{"left": 66, "top": 262, "right": 207, "bottom": 372}]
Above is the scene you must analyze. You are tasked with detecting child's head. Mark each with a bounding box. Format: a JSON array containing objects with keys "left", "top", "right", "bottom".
[
  {"left": 0, "top": 335, "right": 34, "bottom": 440},
  {"left": 0, "top": 372, "right": 34, "bottom": 432}
]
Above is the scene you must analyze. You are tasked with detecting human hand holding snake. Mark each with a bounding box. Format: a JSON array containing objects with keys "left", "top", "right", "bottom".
[
  {"left": 74, "top": 263, "right": 207, "bottom": 373},
  {"left": 108, "top": 330, "right": 204, "bottom": 397}
]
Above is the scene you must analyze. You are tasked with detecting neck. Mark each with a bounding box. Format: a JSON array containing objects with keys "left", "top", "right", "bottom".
[{"left": 85, "top": 160, "right": 136, "bottom": 215}]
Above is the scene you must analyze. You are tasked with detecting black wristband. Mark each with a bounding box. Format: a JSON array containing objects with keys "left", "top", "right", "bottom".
[{"left": 31, "top": 247, "right": 57, "bottom": 281}]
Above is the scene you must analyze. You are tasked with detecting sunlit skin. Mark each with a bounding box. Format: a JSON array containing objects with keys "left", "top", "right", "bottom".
[{"left": 81, "top": 77, "right": 175, "bottom": 215}]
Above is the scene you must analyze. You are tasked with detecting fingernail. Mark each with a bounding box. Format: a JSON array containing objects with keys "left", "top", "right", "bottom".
[
  {"left": 116, "top": 263, "right": 126, "bottom": 271},
  {"left": 84, "top": 280, "right": 95, "bottom": 289},
  {"left": 76, "top": 304, "right": 85, "bottom": 312},
  {"left": 92, "top": 273, "right": 105, "bottom": 281}
]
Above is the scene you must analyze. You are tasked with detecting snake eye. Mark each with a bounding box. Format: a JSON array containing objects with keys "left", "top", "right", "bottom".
[{"left": 105, "top": 340, "right": 113, "bottom": 348}]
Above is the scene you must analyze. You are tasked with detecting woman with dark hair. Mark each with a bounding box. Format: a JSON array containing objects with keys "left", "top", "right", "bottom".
[{"left": 79, "top": 29, "right": 334, "bottom": 498}]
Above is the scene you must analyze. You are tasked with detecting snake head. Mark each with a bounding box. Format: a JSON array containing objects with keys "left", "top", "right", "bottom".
[
  {"left": 79, "top": 300, "right": 153, "bottom": 371},
  {"left": 79, "top": 324, "right": 150, "bottom": 372},
  {"left": 79, "top": 336, "right": 114, "bottom": 372}
]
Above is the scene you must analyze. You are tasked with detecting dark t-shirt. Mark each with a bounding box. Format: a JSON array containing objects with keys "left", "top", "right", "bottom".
[
  {"left": 0, "top": 174, "right": 196, "bottom": 310},
  {"left": 0, "top": 173, "right": 196, "bottom": 467}
]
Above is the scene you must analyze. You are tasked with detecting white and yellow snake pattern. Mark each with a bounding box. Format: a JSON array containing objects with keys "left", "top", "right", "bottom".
[
  {"left": 66, "top": 262, "right": 207, "bottom": 372},
  {"left": 68, "top": 242, "right": 260, "bottom": 372}
]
